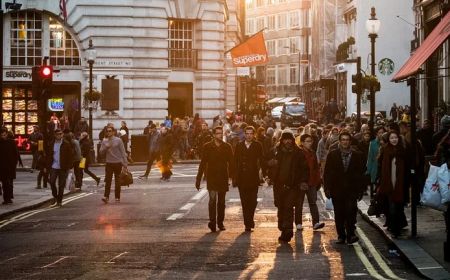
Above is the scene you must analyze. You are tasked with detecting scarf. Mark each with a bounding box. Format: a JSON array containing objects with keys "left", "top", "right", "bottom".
[{"left": 339, "top": 145, "right": 352, "bottom": 172}]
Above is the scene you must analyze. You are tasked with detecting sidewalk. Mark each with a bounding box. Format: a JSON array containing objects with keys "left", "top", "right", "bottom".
[{"left": 359, "top": 197, "right": 450, "bottom": 280}]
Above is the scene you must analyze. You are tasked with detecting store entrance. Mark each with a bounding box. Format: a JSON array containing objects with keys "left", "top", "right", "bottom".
[
  {"left": 168, "top": 83, "right": 193, "bottom": 119},
  {"left": 46, "top": 82, "right": 81, "bottom": 132}
]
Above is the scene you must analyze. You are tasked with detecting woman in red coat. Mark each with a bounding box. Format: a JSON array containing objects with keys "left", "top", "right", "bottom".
[{"left": 296, "top": 134, "right": 325, "bottom": 231}]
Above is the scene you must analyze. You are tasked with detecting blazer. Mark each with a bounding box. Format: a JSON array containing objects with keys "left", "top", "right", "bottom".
[
  {"left": 323, "top": 147, "right": 366, "bottom": 199},
  {"left": 234, "top": 140, "right": 263, "bottom": 188}
]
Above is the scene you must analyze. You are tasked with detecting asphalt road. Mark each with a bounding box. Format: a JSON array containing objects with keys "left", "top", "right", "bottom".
[{"left": 0, "top": 164, "right": 425, "bottom": 279}]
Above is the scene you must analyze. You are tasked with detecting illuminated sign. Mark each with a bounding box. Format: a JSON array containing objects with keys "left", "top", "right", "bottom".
[
  {"left": 48, "top": 98, "right": 64, "bottom": 111},
  {"left": 15, "top": 135, "right": 31, "bottom": 152}
]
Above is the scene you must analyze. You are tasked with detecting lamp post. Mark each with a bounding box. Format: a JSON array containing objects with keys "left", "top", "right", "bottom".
[
  {"left": 86, "top": 39, "right": 96, "bottom": 139},
  {"left": 366, "top": 7, "right": 380, "bottom": 139}
]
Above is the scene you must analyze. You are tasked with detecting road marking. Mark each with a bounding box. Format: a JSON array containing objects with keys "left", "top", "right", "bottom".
[
  {"left": 346, "top": 273, "right": 369, "bottom": 277},
  {"left": 356, "top": 227, "right": 405, "bottom": 280},
  {"left": 41, "top": 256, "right": 70, "bottom": 268},
  {"left": 192, "top": 189, "right": 207, "bottom": 200},
  {"left": 166, "top": 189, "right": 208, "bottom": 221},
  {"left": 353, "top": 244, "right": 387, "bottom": 280},
  {"left": 418, "top": 266, "right": 444, "bottom": 270},
  {"left": 0, "top": 254, "right": 28, "bottom": 264},
  {"left": 228, "top": 198, "right": 263, "bottom": 203},
  {"left": 0, "top": 193, "right": 92, "bottom": 229},
  {"left": 180, "top": 202, "right": 196, "bottom": 211},
  {"left": 67, "top": 222, "right": 77, "bottom": 228},
  {"left": 106, "top": 252, "right": 128, "bottom": 263},
  {"left": 166, "top": 213, "right": 184, "bottom": 220}
]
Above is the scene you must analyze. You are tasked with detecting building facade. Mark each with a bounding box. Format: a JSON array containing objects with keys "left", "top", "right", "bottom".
[
  {"left": 2, "top": 0, "right": 243, "bottom": 150},
  {"left": 245, "top": 0, "right": 311, "bottom": 99}
]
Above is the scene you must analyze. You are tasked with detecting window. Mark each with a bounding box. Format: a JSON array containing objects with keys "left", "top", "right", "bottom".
[
  {"left": 277, "top": 65, "right": 288, "bottom": 85},
  {"left": 277, "top": 13, "right": 287, "bottom": 30},
  {"left": 301, "top": 9, "right": 310, "bottom": 27},
  {"left": 267, "top": 15, "right": 276, "bottom": 31},
  {"left": 267, "top": 0, "right": 276, "bottom": 4},
  {"left": 277, "top": 39, "right": 288, "bottom": 56},
  {"left": 300, "top": 35, "right": 308, "bottom": 54},
  {"left": 10, "top": 11, "right": 42, "bottom": 66},
  {"left": 49, "top": 17, "right": 80, "bottom": 66},
  {"left": 246, "top": 18, "right": 255, "bottom": 35},
  {"left": 267, "top": 66, "right": 276, "bottom": 85},
  {"left": 290, "top": 64, "right": 298, "bottom": 84},
  {"left": 256, "top": 0, "right": 265, "bottom": 7},
  {"left": 266, "top": 40, "right": 276, "bottom": 56},
  {"left": 289, "top": 11, "right": 299, "bottom": 28},
  {"left": 279, "top": 0, "right": 287, "bottom": 3},
  {"left": 289, "top": 37, "right": 299, "bottom": 54},
  {"left": 168, "top": 19, "right": 197, "bottom": 69},
  {"left": 256, "top": 17, "right": 265, "bottom": 31},
  {"left": 246, "top": 0, "right": 254, "bottom": 10}
]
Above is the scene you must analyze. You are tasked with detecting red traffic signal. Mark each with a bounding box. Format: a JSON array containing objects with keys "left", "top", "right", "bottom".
[{"left": 39, "top": 65, "right": 53, "bottom": 88}]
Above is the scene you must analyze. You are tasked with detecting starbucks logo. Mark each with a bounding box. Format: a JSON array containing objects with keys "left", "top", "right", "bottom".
[{"left": 378, "top": 58, "right": 395, "bottom": 76}]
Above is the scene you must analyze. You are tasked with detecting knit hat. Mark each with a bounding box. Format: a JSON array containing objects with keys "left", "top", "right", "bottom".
[{"left": 280, "top": 129, "right": 295, "bottom": 141}]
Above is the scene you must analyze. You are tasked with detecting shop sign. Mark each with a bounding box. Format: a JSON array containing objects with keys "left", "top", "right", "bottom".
[
  {"left": 15, "top": 135, "right": 31, "bottom": 152},
  {"left": 4, "top": 70, "right": 32, "bottom": 80},
  {"left": 94, "top": 59, "right": 133, "bottom": 67},
  {"left": 48, "top": 98, "right": 65, "bottom": 111}
]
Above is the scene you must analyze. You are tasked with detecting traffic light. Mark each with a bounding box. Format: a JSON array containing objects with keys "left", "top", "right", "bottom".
[
  {"left": 32, "top": 66, "right": 41, "bottom": 99},
  {"left": 351, "top": 73, "right": 362, "bottom": 94},
  {"left": 39, "top": 65, "right": 53, "bottom": 89}
]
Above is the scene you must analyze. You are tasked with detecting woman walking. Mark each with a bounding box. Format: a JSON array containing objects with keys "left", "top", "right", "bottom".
[{"left": 79, "top": 132, "right": 100, "bottom": 186}]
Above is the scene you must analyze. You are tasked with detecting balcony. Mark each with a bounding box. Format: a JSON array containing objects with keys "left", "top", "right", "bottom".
[{"left": 169, "top": 48, "right": 198, "bottom": 69}]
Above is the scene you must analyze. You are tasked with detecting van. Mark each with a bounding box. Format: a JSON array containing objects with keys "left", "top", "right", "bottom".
[{"left": 280, "top": 102, "right": 308, "bottom": 128}]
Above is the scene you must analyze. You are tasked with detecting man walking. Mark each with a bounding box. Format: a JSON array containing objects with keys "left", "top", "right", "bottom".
[
  {"left": 100, "top": 126, "right": 128, "bottom": 203},
  {"left": 196, "top": 126, "right": 234, "bottom": 232},
  {"left": 139, "top": 123, "right": 160, "bottom": 179},
  {"left": 46, "top": 129, "right": 73, "bottom": 207},
  {"left": 233, "top": 126, "right": 263, "bottom": 232},
  {"left": 324, "top": 131, "right": 366, "bottom": 244},
  {"left": 28, "top": 125, "right": 43, "bottom": 170},
  {"left": 268, "top": 130, "right": 309, "bottom": 242},
  {"left": 0, "top": 128, "right": 19, "bottom": 204}
]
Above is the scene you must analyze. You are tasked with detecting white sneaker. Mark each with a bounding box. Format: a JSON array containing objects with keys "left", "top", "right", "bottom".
[
  {"left": 50, "top": 202, "right": 58, "bottom": 208},
  {"left": 313, "top": 222, "right": 325, "bottom": 230},
  {"left": 296, "top": 224, "right": 303, "bottom": 231}
]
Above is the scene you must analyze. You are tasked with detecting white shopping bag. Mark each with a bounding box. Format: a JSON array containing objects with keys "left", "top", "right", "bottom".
[
  {"left": 421, "top": 164, "right": 443, "bottom": 210},
  {"left": 65, "top": 171, "right": 75, "bottom": 191},
  {"left": 325, "top": 198, "right": 334, "bottom": 210},
  {"left": 438, "top": 163, "right": 450, "bottom": 204}
]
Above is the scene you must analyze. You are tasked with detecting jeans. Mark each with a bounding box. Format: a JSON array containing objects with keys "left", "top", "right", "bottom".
[
  {"left": 104, "top": 162, "right": 122, "bottom": 199},
  {"left": 238, "top": 187, "right": 258, "bottom": 228},
  {"left": 294, "top": 186, "right": 320, "bottom": 226},
  {"left": 1, "top": 179, "right": 13, "bottom": 202},
  {"left": 49, "top": 168, "right": 68, "bottom": 204},
  {"left": 37, "top": 170, "right": 48, "bottom": 188},
  {"left": 208, "top": 190, "right": 226, "bottom": 226}
]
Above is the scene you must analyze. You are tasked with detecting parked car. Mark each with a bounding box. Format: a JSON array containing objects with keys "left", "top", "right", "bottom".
[
  {"left": 351, "top": 111, "right": 384, "bottom": 121},
  {"left": 280, "top": 102, "right": 308, "bottom": 128},
  {"left": 271, "top": 106, "right": 283, "bottom": 121}
]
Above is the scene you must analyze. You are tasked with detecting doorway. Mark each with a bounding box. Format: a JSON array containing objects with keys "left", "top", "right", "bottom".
[{"left": 168, "top": 83, "right": 193, "bottom": 118}]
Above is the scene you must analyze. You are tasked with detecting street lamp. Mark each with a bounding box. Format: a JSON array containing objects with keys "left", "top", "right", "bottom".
[
  {"left": 366, "top": 7, "right": 380, "bottom": 139},
  {"left": 0, "top": 0, "right": 22, "bottom": 125},
  {"left": 86, "top": 39, "right": 96, "bottom": 139}
]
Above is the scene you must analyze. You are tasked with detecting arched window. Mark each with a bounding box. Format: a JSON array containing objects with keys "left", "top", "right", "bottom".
[{"left": 49, "top": 17, "right": 80, "bottom": 66}]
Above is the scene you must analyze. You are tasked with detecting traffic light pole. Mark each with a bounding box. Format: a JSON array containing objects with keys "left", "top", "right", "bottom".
[
  {"left": 356, "top": 57, "right": 361, "bottom": 132},
  {"left": 0, "top": 1, "right": 4, "bottom": 126}
]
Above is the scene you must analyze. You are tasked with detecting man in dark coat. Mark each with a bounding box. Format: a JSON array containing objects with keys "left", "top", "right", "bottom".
[
  {"left": 233, "top": 126, "right": 263, "bottom": 232},
  {"left": 0, "top": 128, "right": 19, "bottom": 204},
  {"left": 196, "top": 126, "right": 234, "bottom": 232},
  {"left": 28, "top": 125, "right": 43, "bottom": 170},
  {"left": 46, "top": 129, "right": 74, "bottom": 207},
  {"left": 324, "top": 131, "right": 366, "bottom": 244},
  {"left": 268, "top": 130, "right": 309, "bottom": 242}
]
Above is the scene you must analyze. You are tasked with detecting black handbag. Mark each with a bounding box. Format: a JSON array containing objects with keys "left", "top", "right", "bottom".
[
  {"left": 367, "top": 197, "right": 382, "bottom": 216},
  {"left": 120, "top": 168, "right": 133, "bottom": 186}
]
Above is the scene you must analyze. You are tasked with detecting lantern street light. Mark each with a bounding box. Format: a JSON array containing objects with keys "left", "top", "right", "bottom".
[
  {"left": 86, "top": 39, "right": 97, "bottom": 139},
  {"left": 365, "top": 7, "right": 380, "bottom": 139}
]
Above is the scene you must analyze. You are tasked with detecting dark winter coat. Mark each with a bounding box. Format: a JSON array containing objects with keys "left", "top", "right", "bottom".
[
  {"left": 196, "top": 140, "right": 234, "bottom": 192},
  {"left": 46, "top": 139, "right": 74, "bottom": 170},
  {"left": 270, "top": 144, "right": 309, "bottom": 189},
  {"left": 323, "top": 147, "right": 366, "bottom": 199},
  {"left": 80, "top": 137, "right": 94, "bottom": 164},
  {"left": 234, "top": 140, "right": 263, "bottom": 188},
  {"left": 0, "top": 138, "right": 19, "bottom": 180}
]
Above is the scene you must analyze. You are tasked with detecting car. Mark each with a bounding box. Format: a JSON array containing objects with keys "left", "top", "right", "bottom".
[
  {"left": 271, "top": 105, "right": 283, "bottom": 120},
  {"left": 280, "top": 102, "right": 308, "bottom": 128},
  {"left": 351, "top": 111, "right": 384, "bottom": 120}
]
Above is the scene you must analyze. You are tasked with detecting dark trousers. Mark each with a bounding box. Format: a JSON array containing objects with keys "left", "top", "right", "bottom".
[
  {"left": 208, "top": 190, "right": 226, "bottom": 226},
  {"left": 144, "top": 152, "right": 159, "bottom": 176},
  {"left": 49, "top": 168, "right": 68, "bottom": 204},
  {"left": 295, "top": 186, "right": 320, "bottom": 226},
  {"left": 238, "top": 186, "right": 258, "bottom": 228},
  {"left": 1, "top": 179, "right": 13, "bottom": 202},
  {"left": 386, "top": 200, "right": 407, "bottom": 236},
  {"left": 104, "top": 162, "right": 122, "bottom": 199},
  {"left": 332, "top": 196, "right": 358, "bottom": 239},
  {"left": 32, "top": 151, "right": 38, "bottom": 169},
  {"left": 73, "top": 161, "right": 83, "bottom": 188},
  {"left": 275, "top": 187, "right": 298, "bottom": 232},
  {"left": 37, "top": 170, "right": 48, "bottom": 188},
  {"left": 83, "top": 162, "right": 99, "bottom": 181}
]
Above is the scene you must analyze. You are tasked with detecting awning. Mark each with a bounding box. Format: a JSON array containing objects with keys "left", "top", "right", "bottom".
[
  {"left": 392, "top": 11, "right": 450, "bottom": 82},
  {"left": 279, "top": 97, "right": 300, "bottom": 103},
  {"left": 267, "top": 97, "right": 284, "bottom": 103}
]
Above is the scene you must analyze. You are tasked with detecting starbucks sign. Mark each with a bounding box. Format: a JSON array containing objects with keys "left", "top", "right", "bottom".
[{"left": 378, "top": 58, "right": 395, "bottom": 76}]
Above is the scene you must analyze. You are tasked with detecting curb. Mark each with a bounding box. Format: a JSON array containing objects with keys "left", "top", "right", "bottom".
[
  {"left": 358, "top": 200, "right": 450, "bottom": 280},
  {"left": 90, "top": 160, "right": 201, "bottom": 167}
]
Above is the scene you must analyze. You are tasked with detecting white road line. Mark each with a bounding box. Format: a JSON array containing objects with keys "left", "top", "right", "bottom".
[
  {"left": 106, "top": 252, "right": 128, "bottom": 263},
  {"left": 67, "top": 222, "right": 77, "bottom": 227},
  {"left": 41, "top": 256, "right": 70, "bottom": 268},
  {"left": 192, "top": 189, "right": 207, "bottom": 200},
  {"left": 356, "top": 227, "right": 405, "bottom": 280},
  {"left": 180, "top": 202, "right": 196, "bottom": 211},
  {"left": 0, "top": 254, "right": 28, "bottom": 264},
  {"left": 353, "top": 244, "right": 387, "bottom": 280},
  {"left": 418, "top": 266, "right": 444, "bottom": 270},
  {"left": 228, "top": 198, "right": 263, "bottom": 203},
  {"left": 166, "top": 213, "right": 184, "bottom": 220}
]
